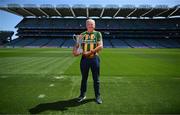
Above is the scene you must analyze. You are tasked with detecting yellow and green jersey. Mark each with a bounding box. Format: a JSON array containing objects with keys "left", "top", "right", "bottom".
[{"left": 81, "top": 30, "right": 102, "bottom": 53}]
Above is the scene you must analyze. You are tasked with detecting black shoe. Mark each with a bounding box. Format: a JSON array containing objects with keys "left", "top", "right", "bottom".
[
  {"left": 96, "top": 96, "right": 102, "bottom": 104},
  {"left": 77, "top": 96, "right": 86, "bottom": 102}
]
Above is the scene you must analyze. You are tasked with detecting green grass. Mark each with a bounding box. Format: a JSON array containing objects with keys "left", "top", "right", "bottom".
[{"left": 0, "top": 48, "right": 180, "bottom": 114}]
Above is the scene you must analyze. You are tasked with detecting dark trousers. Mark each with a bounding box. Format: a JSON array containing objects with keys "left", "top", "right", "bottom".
[{"left": 80, "top": 55, "right": 100, "bottom": 97}]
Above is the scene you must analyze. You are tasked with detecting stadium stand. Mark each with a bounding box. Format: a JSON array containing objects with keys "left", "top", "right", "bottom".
[
  {"left": 27, "top": 38, "right": 51, "bottom": 47},
  {"left": 0, "top": 4, "right": 180, "bottom": 48},
  {"left": 103, "top": 39, "right": 112, "bottom": 48},
  {"left": 111, "top": 39, "right": 130, "bottom": 48},
  {"left": 62, "top": 39, "right": 74, "bottom": 48},
  {"left": 0, "top": 31, "right": 14, "bottom": 46},
  {"left": 12, "top": 38, "right": 36, "bottom": 47},
  {"left": 8, "top": 18, "right": 179, "bottom": 48},
  {"left": 45, "top": 38, "right": 65, "bottom": 47},
  {"left": 123, "top": 39, "right": 148, "bottom": 48}
]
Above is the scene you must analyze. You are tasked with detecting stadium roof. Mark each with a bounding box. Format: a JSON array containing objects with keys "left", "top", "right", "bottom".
[{"left": 0, "top": 4, "right": 180, "bottom": 18}]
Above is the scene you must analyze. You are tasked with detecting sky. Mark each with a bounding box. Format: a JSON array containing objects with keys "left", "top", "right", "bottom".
[{"left": 0, "top": 0, "right": 179, "bottom": 39}]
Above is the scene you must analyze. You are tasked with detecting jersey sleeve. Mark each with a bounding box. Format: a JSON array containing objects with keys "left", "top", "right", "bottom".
[
  {"left": 97, "top": 32, "right": 102, "bottom": 42},
  {"left": 80, "top": 31, "right": 86, "bottom": 36}
]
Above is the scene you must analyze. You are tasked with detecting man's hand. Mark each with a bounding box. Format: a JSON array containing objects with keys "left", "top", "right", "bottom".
[
  {"left": 73, "top": 50, "right": 81, "bottom": 57},
  {"left": 72, "top": 44, "right": 81, "bottom": 57},
  {"left": 91, "top": 49, "right": 96, "bottom": 54},
  {"left": 82, "top": 51, "right": 93, "bottom": 57}
]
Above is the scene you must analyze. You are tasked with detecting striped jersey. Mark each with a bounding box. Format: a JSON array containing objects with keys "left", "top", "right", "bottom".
[{"left": 81, "top": 30, "right": 102, "bottom": 53}]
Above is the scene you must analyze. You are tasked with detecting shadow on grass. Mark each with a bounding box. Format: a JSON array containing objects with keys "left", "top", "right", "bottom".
[{"left": 29, "top": 98, "right": 94, "bottom": 114}]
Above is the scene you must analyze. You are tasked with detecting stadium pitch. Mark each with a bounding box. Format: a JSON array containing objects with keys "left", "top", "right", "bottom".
[{"left": 0, "top": 48, "right": 180, "bottom": 114}]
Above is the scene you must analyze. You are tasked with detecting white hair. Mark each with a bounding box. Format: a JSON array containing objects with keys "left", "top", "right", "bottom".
[{"left": 86, "top": 19, "right": 95, "bottom": 27}]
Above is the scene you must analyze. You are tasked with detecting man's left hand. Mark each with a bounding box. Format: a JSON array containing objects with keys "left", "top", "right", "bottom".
[
  {"left": 83, "top": 51, "right": 93, "bottom": 56},
  {"left": 91, "top": 49, "right": 96, "bottom": 54}
]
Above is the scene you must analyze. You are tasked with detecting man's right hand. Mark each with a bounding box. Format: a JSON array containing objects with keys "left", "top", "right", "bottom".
[{"left": 73, "top": 49, "right": 81, "bottom": 57}]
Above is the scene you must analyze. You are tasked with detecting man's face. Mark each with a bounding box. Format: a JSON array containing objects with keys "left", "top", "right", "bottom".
[{"left": 86, "top": 21, "right": 95, "bottom": 32}]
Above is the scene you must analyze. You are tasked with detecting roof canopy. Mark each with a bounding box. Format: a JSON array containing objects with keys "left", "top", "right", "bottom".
[{"left": 0, "top": 4, "right": 180, "bottom": 18}]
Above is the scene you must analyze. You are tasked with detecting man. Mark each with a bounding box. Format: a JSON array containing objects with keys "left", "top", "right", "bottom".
[{"left": 72, "top": 19, "right": 103, "bottom": 104}]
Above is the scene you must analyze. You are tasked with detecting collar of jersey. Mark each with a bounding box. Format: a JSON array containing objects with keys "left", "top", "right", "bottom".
[{"left": 86, "top": 30, "right": 95, "bottom": 34}]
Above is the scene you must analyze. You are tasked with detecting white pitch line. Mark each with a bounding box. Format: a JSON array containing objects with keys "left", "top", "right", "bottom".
[
  {"left": 173, "top": 77, "right": 180, "bottom": 80},
  {"left": 54, "top": 76, "right": 64, "bottom": 79},
  {"left": 49, "top": 84, "right": 55, "bottom": 87},
  {"left": 38, "top": 94, "right": 46, "bottom": 98},
  {"left": 0, "top": 76, "right": 8, "bottom": 78},
  {"left": 115, "top": 77, "right": 123, "bottom": 79},
  {"left": 127, "top": 81, "right": 131, "bottom": 84}
]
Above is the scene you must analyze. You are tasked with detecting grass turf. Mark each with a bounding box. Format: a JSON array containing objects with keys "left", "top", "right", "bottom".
[{"left": 0, "top": 48, "right": 180, "bottom": 114}]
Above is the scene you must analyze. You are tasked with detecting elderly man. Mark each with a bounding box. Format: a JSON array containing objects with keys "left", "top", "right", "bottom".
[{"left": 73, "top": 19, "right": 103, "bottom": 104}]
